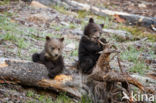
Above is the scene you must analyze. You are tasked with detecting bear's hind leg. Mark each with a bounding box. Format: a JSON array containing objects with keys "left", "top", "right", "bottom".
[{"left": 79, "top": 58, "right": 94, "bottom": 74}]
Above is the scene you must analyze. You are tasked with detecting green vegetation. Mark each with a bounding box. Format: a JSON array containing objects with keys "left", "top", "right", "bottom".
[
  {"left": 0, "top": 0, "right": 10, "bottom": 5},
  {"left": 129, "top": 61, "right": 147, "bottom": 74},
  {"left": 26, "top": 90, "right": 53, "bottom": 103},
  {"left": 71, "top": 49, "right": 78, "bottom": 56},
  {"left": 51, "top": 25, "right": 64, "bottom": 31},
  {"left": 26, "top": 90, "right": 92, "bottom": 103},
  {"left": 120, "top": 46, "right": 150, "bottom": 74},
  {"left": 26, "top": 90, "right": 35, "bottom": 97},
  {"left": 118, "top": 25, "right": 156, "bottom": 41},
  {"left": 80, "top": 95, "right": 92, "bottom": 103},
  {"left": 77, "top": 10, "right": 92, "bottom": 18},
  {"left": 0, "top": 16, "right": 30, "bottom": 49},
  {"left": 120, "top": 46, "right": 141, "bottom": 62},
  {"left": 54, "top": 93, "right": 74, "bottom": 103},
  {"left": 51, "top": 5, "right": 70, "bottom": 15}
]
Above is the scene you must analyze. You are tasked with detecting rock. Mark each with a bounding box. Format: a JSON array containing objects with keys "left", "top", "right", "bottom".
[
  {"left": 65, "top": 43, "right": 76, "bottom": 51},
  {"left": 103, "top": 29, "right": 133, "bottom": 41},
  {"left": 71, "top": 28, "right": 83, "bottom": 35},
  {"left": 138, "top": 3, "right": 146, "bottom": 8},
  {"left": 30, "top": 1, "right": 49, "bottom": 9},
  {"left": 60, "top": 22, "right": 69, "bottom": 26},
  {"left": 27, "top": 13, "right": 51, "bottom": 25},
  {"left": 34, "top": 0, "right": 53, "bottom": 6}
]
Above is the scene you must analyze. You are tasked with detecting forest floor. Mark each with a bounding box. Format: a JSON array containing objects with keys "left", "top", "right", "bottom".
[
  {"left": 0, "top": 0, "right": 156, "bottom": 103},
  {"left": 75, "top": 0, "right": 156, "bottom": 17}
]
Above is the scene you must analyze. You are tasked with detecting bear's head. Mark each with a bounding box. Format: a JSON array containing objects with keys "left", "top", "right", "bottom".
[
  {"left": 44, "top": 36, "right": 64, "bottom": 60},
  {"left": 84, "top": 18, "right": 104, "bottom": 41}
]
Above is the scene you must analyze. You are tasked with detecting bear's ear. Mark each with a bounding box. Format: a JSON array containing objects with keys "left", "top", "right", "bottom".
[
  {"left": 89, "top": 18, "right": 94, "bottom": 23},
  {"left": 100, "top": 24, "right": 104, "bottom": 28},
  {"left": 59, "top": 37, "right": 64, "bottom": 42},
  {"left": 46, "top": 36, "right": 51, "bottom": 41}
]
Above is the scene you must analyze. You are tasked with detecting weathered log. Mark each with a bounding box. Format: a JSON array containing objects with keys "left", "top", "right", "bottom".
[
  {"left": 50, "top": 0, "right": 156, "bottom": 30},
  {"left": 88, "top": 71, "right": 154, "bottom": 93},
  {"left": 0, "top": 58, "right": 84, "bottom": 99}
]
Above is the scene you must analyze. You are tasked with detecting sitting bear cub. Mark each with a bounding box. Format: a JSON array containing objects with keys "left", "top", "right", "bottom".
[
  {"left": 32, "top": 36, "right": 64, "bottom": 78},
  {"left": 78, "top": 18, "right": 107, "bottom": 74}
]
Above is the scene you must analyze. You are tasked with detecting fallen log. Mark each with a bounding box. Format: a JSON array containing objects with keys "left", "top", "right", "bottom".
[
  {"left": 50, "top": 0, "right": 156, "bottom": 30},
  {"left": 0, "top": 58, "right": 84, "bottom": 99}
]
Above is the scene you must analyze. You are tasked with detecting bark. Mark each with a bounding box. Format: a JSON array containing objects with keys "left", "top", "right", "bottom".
[{"left": 0, "top": 59, "right": 83, "bottom": 99}]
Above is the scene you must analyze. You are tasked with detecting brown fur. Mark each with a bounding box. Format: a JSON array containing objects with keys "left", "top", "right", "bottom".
[{"left": 32, "top": 36, "right": 64, "bottom": 78}]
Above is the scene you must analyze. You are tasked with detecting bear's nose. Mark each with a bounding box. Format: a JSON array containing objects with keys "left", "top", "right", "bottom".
[
  {"left": 94, "top": 36, "right": 99, "bottom": 40},
  {"left": 96, "top": 37, "right": 99, "bottom": 39},
  {"left": 55, "top": 54, "right": 58, "bottom": 57}
]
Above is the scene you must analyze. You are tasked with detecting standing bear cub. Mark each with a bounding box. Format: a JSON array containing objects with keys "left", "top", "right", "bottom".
[
  {"left": 78, "top": 18, "right": 107, "bottom": 74},
  {"left": 32, "top": 36, "right": 64, "bottom": 78}
]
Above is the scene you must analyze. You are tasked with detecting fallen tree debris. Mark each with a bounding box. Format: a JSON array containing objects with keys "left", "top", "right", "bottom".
[
  {"left": 50, "top": 0, "right": 156, "bottom": 30},
  {"left": 0, "top": 59, "right": 83, "bottom": 99}
]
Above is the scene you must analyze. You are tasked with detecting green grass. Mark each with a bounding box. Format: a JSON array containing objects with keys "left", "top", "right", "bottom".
[
  {"left": 26, "top": 90, "right": 35, "bottom": 97},
  {"left": 77, "top": 10, "right": 92, "bottom": 18},
  {"left": 51, "top": 5, "right": 70, "bottom": 15},
  {"left": 120, "top": 46, "right": 141, "bottom": 62},
  {"left": 0, "top": 16, "right": 31, "bottom": 49},
  {"left": 118, "top": 25, "right": 156, "bottom": 42},
  {"left": 54, "top": 93, "right": 74, "bottom": 103},
  {"left": 120, "top": 46, "right": 149, "bottom": 74},
  {"left": 0, "top": 0, "right": 10, "bottom": 5},
  {"left": 69, "top": 23, "right": 77, "bottom": 29},
  {"left": 25, "top": 89, "right": 93, "bottom": 103},
  {"left": 51, "top": 25, "right": 63, "bottom": 31},
  {"left": 70, "top": 50, "right": 78, "bottom": 56},
  {"left": 129, "top": 61, "right": 148, "bottom": 75},
  {"left": 80, "top": 95, "right": 92, "bottom": 103}
]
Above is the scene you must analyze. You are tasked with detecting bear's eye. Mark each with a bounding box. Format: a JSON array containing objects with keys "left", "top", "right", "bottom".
[
  {"left": 51, "top": 47, "right": 54, "bottom": 50},
  {"left": 93, "top": 29, "right": 97, "bottom": 32},
  {"left": 58, "top": 48, "right": 60, "bottom": 51}
]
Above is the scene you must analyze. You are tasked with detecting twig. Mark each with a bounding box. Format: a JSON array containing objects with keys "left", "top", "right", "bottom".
[{"left": 117, "top": 57, "right": 123, "bottom": 73}]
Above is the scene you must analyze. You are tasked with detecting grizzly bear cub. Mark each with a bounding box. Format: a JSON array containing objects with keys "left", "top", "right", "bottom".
[
  {"left": 32, "top": 36, "right": 64, "bottom": 78},
  {"left": 78, "top": 18, "right": 107, "bottom": 74}
]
